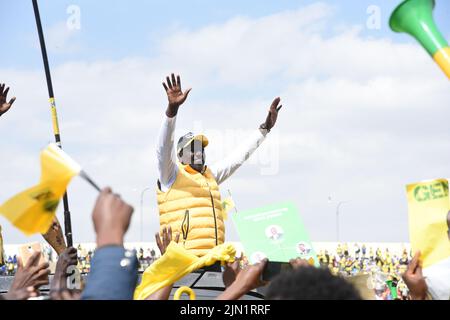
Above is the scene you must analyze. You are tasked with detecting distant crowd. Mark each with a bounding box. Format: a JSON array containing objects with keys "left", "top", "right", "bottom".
[{"left": 1, "top": 242, "right": 412, "bottom": 300}]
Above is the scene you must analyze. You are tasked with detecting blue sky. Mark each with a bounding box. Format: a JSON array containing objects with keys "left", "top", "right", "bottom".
[
  {"left": 0, "top": 1, "right": 449, "bottom": 246},
  {"left": 2, "top": 0, "right": 448, "bottom": 69}
]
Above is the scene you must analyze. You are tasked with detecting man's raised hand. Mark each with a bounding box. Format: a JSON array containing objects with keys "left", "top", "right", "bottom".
[
  {"left": 0, "top": 83, "right": 16, "bottom": 117},
  {"left": 163, "top": 73, "right": 191, "bottom": 118},
  {"left": 261, "top": 97, "right": 282, "bottom": 131}
]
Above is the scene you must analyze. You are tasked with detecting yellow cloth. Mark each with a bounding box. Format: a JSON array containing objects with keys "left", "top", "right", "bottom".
[
  {"left": 134, "top": 242, "right": 235, "bottom": 300},
  {"left": 157, "top": 162, "right": 225, "bottom": 257},
  {"left": 0, "top": 144, "right": 81, "bottom": 235},
  {"left": 406, "top": 178, "right": 450, "bottom": 268}
]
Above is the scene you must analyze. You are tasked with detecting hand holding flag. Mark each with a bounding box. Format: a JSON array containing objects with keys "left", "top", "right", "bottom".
[{"left": 0, "top": 144, "right": 98, "bottom": 235}]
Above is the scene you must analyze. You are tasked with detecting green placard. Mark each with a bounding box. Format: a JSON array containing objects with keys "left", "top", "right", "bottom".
[{"left": 232, "top": 201, "right": 318, "bottom": 265}]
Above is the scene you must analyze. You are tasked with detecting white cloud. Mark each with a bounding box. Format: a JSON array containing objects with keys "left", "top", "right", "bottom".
[
  {"left": 1, "top": 3, "right": 449, "bottom": 245},
  {"left": 45, "top": 21, "right": 82, "bottom": 54}
]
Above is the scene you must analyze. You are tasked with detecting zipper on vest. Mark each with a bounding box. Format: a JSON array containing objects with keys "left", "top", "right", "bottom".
[
  {"left": 205, "top": 181, "right": 219, "bottom": 246},
  {"left": 181, "top": 209, "right": 190, "bottom": 245}
]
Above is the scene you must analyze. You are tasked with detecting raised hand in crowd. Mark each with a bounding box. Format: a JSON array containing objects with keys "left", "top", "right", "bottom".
[
  {"left": 4, "top": 251, "right": 50, "bottom": 300},
  {"left": 402, "top": 251, "right": 428, "bottom": 300},
  {"left": 81, "top": 188, "right": 137, "bottom": 300},
  {"left": 163, "top": 73, "right": 192, "bottom": 118},
  {"left": 260, "top": 97, "right": 282, "bottom": 131},
  {"left": 156, "top": 225, "right": 180, "bottom": 255},
  {"left": 145, "top": 226, "right": 180, "bottom": 300},
  {"left": 93, "top": 187, "right": 134, "bottom": 248},
  {"left": 222, "top": 253, "right": 243, "bottom": 288},
  {"left": 0, "top": 83, "right": 16, "bottom": 117},
  {"left": 50, "top": 247, "right": 79, "bottom": 300},
  {"left": 216, "top": 258, "right": 268, "bottom": 300},
  {"left": 50, "top": 247, "right": 82, "bottom": 301}
]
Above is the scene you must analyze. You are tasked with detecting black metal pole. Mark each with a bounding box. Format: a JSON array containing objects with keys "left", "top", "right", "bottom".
[{"left": 32, "top": 0, "right": 73, "bottom": 247}]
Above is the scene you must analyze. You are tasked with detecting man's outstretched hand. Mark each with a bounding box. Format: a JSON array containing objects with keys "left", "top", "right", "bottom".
[
  {"left": 261, "top": 97, "right": 282, "bottom": 131},
  {"left": 163, "top": 73, "right": 192, "bottom": 118},
  {"left": 0, "top": 83, "right": 16, "bottom": 117}
]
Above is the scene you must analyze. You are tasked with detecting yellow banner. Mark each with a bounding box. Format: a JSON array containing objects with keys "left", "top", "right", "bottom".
[
  {"left": 406, "top": 178, "right": 450, "bottom": 268},
  {"left": 0, "top": 144, "right": 81, "bottom": 235}
]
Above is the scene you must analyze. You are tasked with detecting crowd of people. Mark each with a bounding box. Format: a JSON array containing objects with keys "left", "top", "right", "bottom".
[
  {"left": 1, "top": 244, "right": 160, "bottom": 276},
  {"left": 317, "top": 244, "right": 412, "bottom": 300},
  {"left": 0, "top": 242, "right": 414, "bottom": 300},
  {"left": 1, "top": 243, "right": 411, "bottom": 275}
]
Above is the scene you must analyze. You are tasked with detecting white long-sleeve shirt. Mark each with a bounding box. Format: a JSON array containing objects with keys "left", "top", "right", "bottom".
[{"left": 156, "top": 115, "right": 268, "bottom": 192}]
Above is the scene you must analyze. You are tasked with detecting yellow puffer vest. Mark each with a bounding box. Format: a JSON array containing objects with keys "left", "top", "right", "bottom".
[{"left": 157, "top": 163, "right": 225, "bottom": 257}]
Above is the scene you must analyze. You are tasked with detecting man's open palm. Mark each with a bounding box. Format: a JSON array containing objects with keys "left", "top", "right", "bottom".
[
  {"left": 163, "top": 73, "right": 191, "bottom": 109},
  {"left": 0, "top": 84, "right": 16, "bottom": 117},
  {"left": 263, "top": 97, "right": 282, "bottom": 130}
]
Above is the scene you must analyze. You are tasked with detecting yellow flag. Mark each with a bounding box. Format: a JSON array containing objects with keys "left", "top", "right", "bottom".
[
  {"left": 134, "top": 242, "right": 236, "bottom": 300},
  {"left": 406, "top": 178, "right": 450, "bottom": 268},
  {"left": 40, "top": 143, "right": 81, "bottom": 183},
  {"left": 0, "top": 144, "right": 81, "bottom": 235},
  {"left": 221, "top": 197, "right": 235, "bottom": 220}
]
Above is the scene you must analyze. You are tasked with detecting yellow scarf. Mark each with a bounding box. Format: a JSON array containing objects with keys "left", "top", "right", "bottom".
[{"left": 134, "top": 242, "right": 235, "bottom": 300}]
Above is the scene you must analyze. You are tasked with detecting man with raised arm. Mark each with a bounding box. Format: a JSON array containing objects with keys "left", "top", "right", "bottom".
[{"left": 156, "top": 73, "right": 283, "bottom": 257}]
